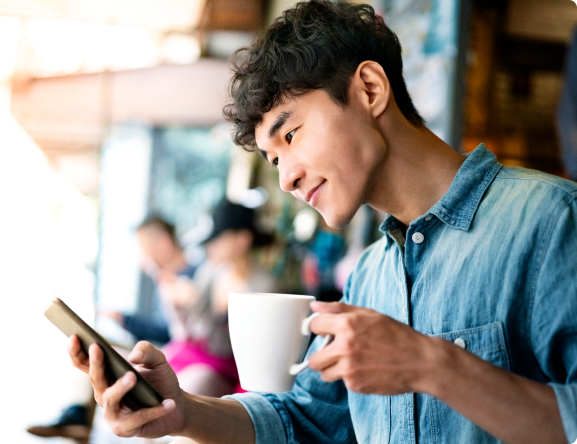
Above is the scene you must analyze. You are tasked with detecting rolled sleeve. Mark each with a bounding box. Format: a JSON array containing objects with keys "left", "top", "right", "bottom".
[
  {"left": 224, "top": 283, "right": 356, "bottom": 444},
  {"left": 550, "top": 383, "right": 577, "bottom": 442},
  {"left": 223, "top": 392, "right": 287, "bottom": 444},
  {"left": 224, "top": 334, "right": 355, "bottom": 444}
]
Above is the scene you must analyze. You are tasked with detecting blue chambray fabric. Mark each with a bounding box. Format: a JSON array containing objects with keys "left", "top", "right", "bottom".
[{"left": 226, "top": 145, "right": 577, "bottom": 444}]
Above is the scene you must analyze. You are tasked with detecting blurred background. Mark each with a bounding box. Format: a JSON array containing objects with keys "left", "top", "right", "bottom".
[{"left": 1, "top": 0, "right": 576, "bottom": 442}]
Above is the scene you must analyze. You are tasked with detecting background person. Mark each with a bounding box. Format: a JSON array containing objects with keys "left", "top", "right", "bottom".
[
  {"left": 160, "top": 197, "right": 278, "bottom": 397},
  {"left": 100, "top": 215, "right": 197, "bottom": 345}
]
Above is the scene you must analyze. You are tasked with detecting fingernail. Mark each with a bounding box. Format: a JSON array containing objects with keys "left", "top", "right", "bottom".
[
  {"left": 163, "top": 399, "right": 175, "bottom": 410},
  {"left": 122, "top": 372, "right": 133, "bottom": 386},
  {"left": 129, "top": 350, "right": 144, "bottom": 362}
]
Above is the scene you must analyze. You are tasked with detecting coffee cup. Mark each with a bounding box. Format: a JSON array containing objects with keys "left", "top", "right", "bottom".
[{"left": 228, "top": 292, "right": 330, "bottom": 392}]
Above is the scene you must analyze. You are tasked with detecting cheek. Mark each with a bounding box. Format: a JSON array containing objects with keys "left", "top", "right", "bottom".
[
  {"left": 208, "top": 237, "right": 238, "bottom": 262},
  {"left": 206, "top": 242, "right": 224, "bottom": 262}
]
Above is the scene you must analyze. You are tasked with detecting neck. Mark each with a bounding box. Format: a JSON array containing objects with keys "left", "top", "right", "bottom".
[
  {"left": 230, "top": 255, "right": 252, "bottom": 280},
  {"left": 367, "top": 114, "right": 465, "bottom": 226}
]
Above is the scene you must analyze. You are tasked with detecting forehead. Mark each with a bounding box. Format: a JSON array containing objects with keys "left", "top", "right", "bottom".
[
  {"left": 255, "top": 90, "right": 332, "bottom": 150},
  {"left": 255, "top": 98, "right": 297, "bottom": 148},
  {"left": 261, "top": 95, "right": 297, "bottom": 124}
]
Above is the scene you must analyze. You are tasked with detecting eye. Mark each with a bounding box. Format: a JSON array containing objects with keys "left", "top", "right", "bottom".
[
  {"left": 272, "top": 157, "right": 279, "bottom": 167},
  {"left": 285, "top": 129, "right": 296, "bottom": 144}
]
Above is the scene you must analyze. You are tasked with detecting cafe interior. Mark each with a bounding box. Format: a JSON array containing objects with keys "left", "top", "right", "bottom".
[{"left": 1, "top": 0, "right": 576, "bottom": 442}]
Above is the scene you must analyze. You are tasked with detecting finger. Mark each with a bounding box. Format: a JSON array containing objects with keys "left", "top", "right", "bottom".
[
  {"left": 102, "top": 371, "right": 138, "bottom": 415},
  {"left": 310, "top": 301, "right": 355, "bottom": 314},
  {"left": 318, "top": 361, "right": 347, "bottom": 384},
  {"left": 310, "top": 304, "right": 376, "bottom": 336},
  {"left": 309, "top": 348, "right": 340, "bottom": 374},
  {"left": 68, "top": 336, "right": 90, "bottom": 373},
  {"left": 108, "top": 399, "right": 176, "bottom": 437},
  {"left": 128, "top": 341, "right": 166, "bottom": 369},
  {"left": 89, "top": 343, "right": 110, "bottom": 399},
  {"left": 309, "top": 312, "right": 345, "bottom": 336},
  {"left": 310, "top": 344, "right": 356, "bottom": 383},
  {"left": 308, "top": 336, "right": 341, "bottom": 372},
  {"left": 320, "top": 360, "right": 376, "bottom": 393}
]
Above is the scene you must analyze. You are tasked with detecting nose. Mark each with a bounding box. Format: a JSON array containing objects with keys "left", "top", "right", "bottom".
[{"left": 279, "top": 161, "right": 304, "bottom": 193}]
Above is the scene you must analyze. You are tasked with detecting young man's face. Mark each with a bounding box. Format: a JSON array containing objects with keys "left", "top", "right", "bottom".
[{"left": 255, "top": 88, "right": 386, "bottom": 229}]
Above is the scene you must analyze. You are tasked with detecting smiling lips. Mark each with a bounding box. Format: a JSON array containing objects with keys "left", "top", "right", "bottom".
[{"left": 305, "top": 180, "right": 326, "bottom": 207}]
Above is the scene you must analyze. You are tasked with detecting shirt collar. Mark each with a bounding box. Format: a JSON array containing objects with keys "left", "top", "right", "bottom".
[{"left": 379, "top": 144, "right": 502, "bottom": 236}]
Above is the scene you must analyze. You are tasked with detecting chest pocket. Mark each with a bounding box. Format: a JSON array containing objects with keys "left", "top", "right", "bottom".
[
  {"left": 426, "top": 322, "right": 510, "bottom": 444},
  {"left": 434, "top": 321, "right": 510, "bottom": 370}
]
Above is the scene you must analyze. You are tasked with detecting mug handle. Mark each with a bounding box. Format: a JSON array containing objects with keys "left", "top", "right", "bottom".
[{"left": 289, "top": 313, "right": 334, "bottom": 376}]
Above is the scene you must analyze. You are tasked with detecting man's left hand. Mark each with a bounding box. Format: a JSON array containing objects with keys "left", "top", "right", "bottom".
[{"left": 308, "top": 301, "right": 437, "bottom": 396}]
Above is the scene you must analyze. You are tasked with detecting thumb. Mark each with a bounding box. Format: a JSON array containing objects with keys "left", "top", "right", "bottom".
[
  {"left": 128, "top": 341, "right": 166, "bottom": 368},
  {"left": 310, "top": 301, "right": 354, "bottom": 314}
]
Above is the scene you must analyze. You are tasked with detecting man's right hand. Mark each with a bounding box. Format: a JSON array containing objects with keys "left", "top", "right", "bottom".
[{"left": 68, "top": 337, "right": 186, "bottom": 439}]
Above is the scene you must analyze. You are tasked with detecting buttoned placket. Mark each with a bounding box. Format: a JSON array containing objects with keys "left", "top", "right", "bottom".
[
  {"left": 405, "top": 216, "right": 439, "bottom": 444},
  {"left": 387, "top": 226, "right": 417, "bottom": 444},
  {"left": 388, "top": 215, "right": 435, "bottom": 444}
]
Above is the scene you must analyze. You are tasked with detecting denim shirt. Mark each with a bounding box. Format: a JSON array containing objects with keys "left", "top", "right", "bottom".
[{"left": 227, "top": 145, "right": 577, "bottom": 444}]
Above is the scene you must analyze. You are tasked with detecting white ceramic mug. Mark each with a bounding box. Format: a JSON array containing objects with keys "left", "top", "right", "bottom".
[{"left": 228, "top": 292, "right": 330, "bottom": 392}]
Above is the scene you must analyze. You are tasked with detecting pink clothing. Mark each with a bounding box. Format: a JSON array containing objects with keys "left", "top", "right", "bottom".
[
  {"left": 161, "top": 262, "right": 276, "bottom": 394},
  {"left": 163, "top": 340, "right": 239, "bottom": 384}
]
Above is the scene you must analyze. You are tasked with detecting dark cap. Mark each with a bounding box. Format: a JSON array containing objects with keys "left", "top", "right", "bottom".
[{"left": 201, "top": 198, "right": 273, "bottom": 247}]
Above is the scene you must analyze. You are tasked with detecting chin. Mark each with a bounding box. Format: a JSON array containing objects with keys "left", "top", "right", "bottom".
[{"left": 319, "top": 208, "right": 356, "bottom": 230}]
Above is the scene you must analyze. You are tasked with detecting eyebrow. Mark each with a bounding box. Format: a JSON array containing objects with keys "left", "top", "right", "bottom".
[{"left": 268, "top": 111, "right": 293, "bottom": 139}]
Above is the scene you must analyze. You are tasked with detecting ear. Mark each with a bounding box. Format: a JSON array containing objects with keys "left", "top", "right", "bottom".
[{"left": 351, "top": 61, "right": 391, "bottom": 119}]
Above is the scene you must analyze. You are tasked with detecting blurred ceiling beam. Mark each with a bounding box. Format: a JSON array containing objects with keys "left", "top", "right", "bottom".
[
  {"left": 0, "top": 0, "right": 206, "bottom": 32},
  {"left": 6, "top": 0, "right": 268, "bottom": 158},
  {"left": 11, "top": 59, "right": 232, "bottom": 156},
  {"left": 0, "top": 0, "right": 269, "bottom": 33},
  {"left": 200, "top": 0, "right": 266, "bottom": 31}
]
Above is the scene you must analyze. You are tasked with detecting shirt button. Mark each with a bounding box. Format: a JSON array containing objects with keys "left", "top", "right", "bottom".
[
  {"left": 412, "top": 232, "right": 424, "bottom": 244},
  {"left": 454, "top": 338, "right": 466, "bottom": 349},
  {"left": 425, "top": 216, "right": 432, "bottom": 221}
]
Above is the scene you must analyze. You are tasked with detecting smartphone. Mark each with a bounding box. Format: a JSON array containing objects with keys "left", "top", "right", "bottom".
[{"left": 44, "top": 297, "right": 164, "bottom": 411}]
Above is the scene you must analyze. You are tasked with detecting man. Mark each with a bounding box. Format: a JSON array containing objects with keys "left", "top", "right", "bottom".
[
  {"left": 103, "top": 215, "right": 196, "bottom": 344},
  {"left": 68, "top": 2, "right": 577, "bottom": 443}
]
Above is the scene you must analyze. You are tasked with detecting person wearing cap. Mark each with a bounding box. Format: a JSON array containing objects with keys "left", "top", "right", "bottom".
[{"left": 159, "top": 198, "right": 278, "bottom": 398}]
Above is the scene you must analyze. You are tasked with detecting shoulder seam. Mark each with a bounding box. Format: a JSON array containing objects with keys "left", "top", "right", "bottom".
[{"left": 494, "top": 174, "right": 577, "bottom": 200}]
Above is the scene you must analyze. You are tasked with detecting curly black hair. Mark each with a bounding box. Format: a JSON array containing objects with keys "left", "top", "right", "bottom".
[{"left": 223, "top": 0, "right": 424, "bottom": 150}]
